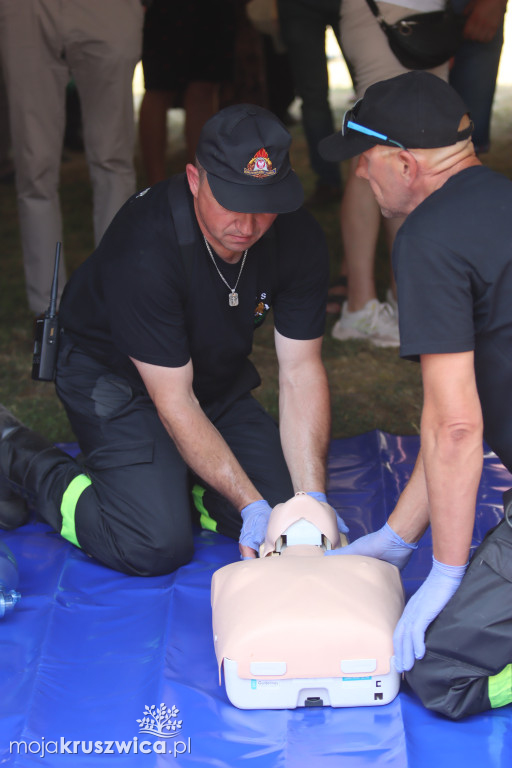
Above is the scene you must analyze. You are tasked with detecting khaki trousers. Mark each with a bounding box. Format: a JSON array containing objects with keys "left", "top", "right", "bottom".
[{"left": 0, "top": 0, "right": 144, "bottom": 313}]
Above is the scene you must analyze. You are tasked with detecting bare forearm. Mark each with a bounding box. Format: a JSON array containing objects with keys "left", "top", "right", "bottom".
[
  {"left": 388, "top": 449, "right": 431, "bottom": 543},
  {"left": 417, "top": 351, "right": 484, "bottom": 566},
  {"left": 131, "top": 357, "right": 262, "bottom": 512},
  {"left": 421, "top": 422, "right": 483, "bottom": 566},
  {"left": 279, "top": 361, "right": 331, "bottom": 492},
  {"left": 159, "top": 400, "right": 261, "bottom": 512}
]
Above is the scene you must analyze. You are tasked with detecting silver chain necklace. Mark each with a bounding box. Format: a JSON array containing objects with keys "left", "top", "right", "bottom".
[{"left": 203, "top": 235, "right": 248, "bottom": 307}]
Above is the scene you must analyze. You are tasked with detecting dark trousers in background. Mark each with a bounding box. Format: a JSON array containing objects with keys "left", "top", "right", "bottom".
[
  {"left": 449, "top": 0, "right": 505, "bottom": 154},
  {"left": 277, "top": 0, "right": 345, "bottom": 189}
]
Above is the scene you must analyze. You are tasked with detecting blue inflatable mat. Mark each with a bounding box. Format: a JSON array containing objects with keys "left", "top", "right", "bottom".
[{"left": 1, "top": 431, "right": 511, "bottom": 767}]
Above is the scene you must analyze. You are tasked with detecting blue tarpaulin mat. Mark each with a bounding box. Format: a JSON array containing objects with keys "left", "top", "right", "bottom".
[{"left": 0, "top": 431, "right": 511, "bottom": 767}]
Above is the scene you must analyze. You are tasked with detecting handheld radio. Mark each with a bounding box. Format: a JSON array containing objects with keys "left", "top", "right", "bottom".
[{"left": 31, "top": 242, "right": 61, "bottom": 381}]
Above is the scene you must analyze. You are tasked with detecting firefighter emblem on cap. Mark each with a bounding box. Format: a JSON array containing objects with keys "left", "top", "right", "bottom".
[{"left": 244, "top": 148, "right": 277, "bottom": 178}]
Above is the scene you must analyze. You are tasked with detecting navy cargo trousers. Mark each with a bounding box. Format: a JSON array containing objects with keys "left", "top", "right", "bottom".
[{"left": 37, "top": 336, "right": 294, "bottom": 575}]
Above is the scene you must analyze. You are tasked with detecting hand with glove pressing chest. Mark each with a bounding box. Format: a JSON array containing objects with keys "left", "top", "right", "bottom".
[
  {"left": 325, "top": 522, "right": 417, "bottom": 569},
  {"left": 239, "top": 492, "right": 349, "bottom": 559},
  {"left": 239, "top": 500, "right": 273, "bottom": 559}
]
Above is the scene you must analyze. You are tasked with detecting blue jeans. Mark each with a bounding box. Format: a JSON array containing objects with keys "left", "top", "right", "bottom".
[
  {"left": 278, "top": 0, "right": 347, "bottom": 188},
  {"left": 449, "top": 0, "right": 505, "bottom": 153}
]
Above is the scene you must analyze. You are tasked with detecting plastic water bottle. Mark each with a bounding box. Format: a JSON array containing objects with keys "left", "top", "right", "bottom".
[{"left": 0, "top": 539, "right": 21, "bottom": 618}]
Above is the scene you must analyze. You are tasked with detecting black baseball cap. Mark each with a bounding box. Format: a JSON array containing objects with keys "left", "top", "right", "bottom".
[
  {"left": 196, "top": 104, "right": 304, "bottom": 214},
  {"left": 319, "top": 71, "right": 473, "bottom": 163}
]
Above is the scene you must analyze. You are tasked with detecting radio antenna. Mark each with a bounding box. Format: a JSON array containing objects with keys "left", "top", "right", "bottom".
[{"left": 47, "top": 242, "right": 61, "bottom": 318}]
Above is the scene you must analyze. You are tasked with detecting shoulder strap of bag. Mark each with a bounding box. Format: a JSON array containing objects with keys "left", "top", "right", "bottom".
[
  {"left": 364, "top": 0, "right": 455, "bottom": 27},
  {"left": 363, "top": 0, "right": 387, "bottom": 27}
]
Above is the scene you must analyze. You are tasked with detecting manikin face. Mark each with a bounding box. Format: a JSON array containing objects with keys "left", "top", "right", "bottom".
[
  {"left": 186, "top": 165, "right": 277, "bottom": 263},
  {"left": 355, "top": 145, "right": 412, "bottom": 219}
]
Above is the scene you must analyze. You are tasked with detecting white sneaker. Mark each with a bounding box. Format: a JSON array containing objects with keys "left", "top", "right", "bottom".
[
  {"left": 385, "top": 288, "right": 398, "bottom": 317},
  {"left": 331, "top": 299, "right": 400, "bottom": 347}
]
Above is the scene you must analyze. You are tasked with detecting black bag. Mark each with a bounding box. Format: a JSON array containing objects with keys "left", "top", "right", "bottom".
[
  {"left": 405, "top": 491, "right": 512, "bottom": 720},
  {"left": 364, "top": 0, "right": 466, "bottom": 70}
]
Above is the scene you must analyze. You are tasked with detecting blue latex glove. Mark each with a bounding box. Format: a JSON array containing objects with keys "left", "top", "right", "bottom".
[
  {"left": 306, "top": 491, "right": 349, "bottom": 534},
  {"left": 393, "top": 557, "right": 467, "bottom": 673},
  {"left": 239, "top": 500, "right": 272, "bottom": 558},
  {"left": 324, "top": 522, "right": 417, "bottom": 568}
]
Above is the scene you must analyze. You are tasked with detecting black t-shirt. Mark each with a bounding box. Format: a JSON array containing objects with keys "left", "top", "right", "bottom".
[
  {"left": 393, "top": 165, "right": 512, "bottom": 471},
  {"left": 59, "top": 175, "right": 329, "bottom": 405}
]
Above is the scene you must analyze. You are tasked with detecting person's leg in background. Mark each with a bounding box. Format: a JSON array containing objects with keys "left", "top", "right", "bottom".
[
  {"left": 0, "top": 55, "right": 13, "bottom": 182},
  {"left": 138, "top": 89, "right": 175, "bottom": 186},
  {"left": 330, "top": 0, "right": 447, "bottom": 345},
  {"left": 277, "top": 0, "right": 344, "bottom": 206},
  {"left": 139, "top": 0, "right": 236, "bottom": 185},
  {"left": 0, "top": 0, "right": 68, "bottom": 315},
  {"left": 138, "top": 0, "right": 178, "bottom": 186},
  {"left": 69, "top": 0, "right": 143, "bottom": 245},
  {"left": 333, "top": 162, "right": 402, "bottom": 346},
  {"left": 259, "top": 31, "right": 296, "bottom": 125},
  {"left": 63, "top": 80, "right": 85, "bottom": 152},
  {"left": 183, "top": 81, "right": 220, "bottom": 164},
  {"left": 339, "top": 160, "right": 380, "bottom": 314},
  {"left": 139, "top": 79, "right": 219, "bottom": 187},
  {"left": 449, "top": 0, "right": 506, "bottom": 155}
]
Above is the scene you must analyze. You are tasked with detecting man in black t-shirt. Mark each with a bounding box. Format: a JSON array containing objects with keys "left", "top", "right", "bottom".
[
  {"left": 320, "top": 72, "right": 512, "bottom": 715},
  {"left": 0, "top": 104, "right": 347, "bottom": 574}
]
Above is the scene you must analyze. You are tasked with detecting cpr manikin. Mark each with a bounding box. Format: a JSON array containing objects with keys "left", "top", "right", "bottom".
[{"left": 211, "top": 492, "right": 404, "bottom": 709}]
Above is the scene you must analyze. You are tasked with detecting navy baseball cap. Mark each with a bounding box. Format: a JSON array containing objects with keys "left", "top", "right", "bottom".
[
  {"left": 319, "top": 71, "right": 473, "bottom": 162},
  {"left": 196, "top": 104, "right": 304, "bottom": 214}
]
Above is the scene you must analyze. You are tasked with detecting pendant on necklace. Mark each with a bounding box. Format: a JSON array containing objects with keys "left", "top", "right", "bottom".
[{"left": 229, "top": 292, "right": 239, "bottom": 307}]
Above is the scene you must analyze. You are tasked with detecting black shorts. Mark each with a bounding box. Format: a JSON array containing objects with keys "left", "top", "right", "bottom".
[{"left": 142, "top": 0, "right": 236, "bottom": 92}]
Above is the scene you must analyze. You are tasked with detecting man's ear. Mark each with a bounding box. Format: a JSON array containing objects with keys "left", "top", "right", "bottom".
[
  {"left": 397, "top": 149, "right": 419, "bottom": 186},
  {"left": 186, "top": 163, "right": 200, "bottom": 198}
]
